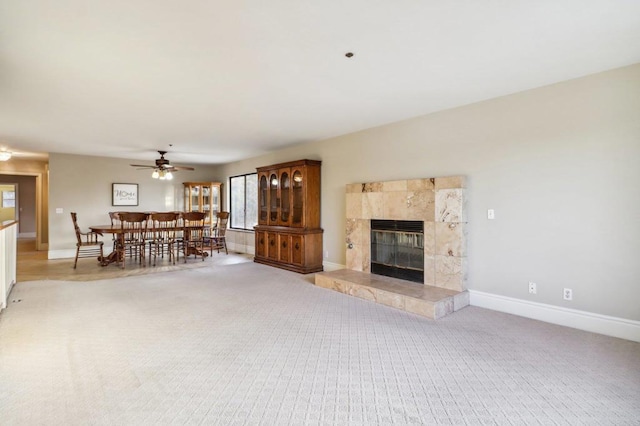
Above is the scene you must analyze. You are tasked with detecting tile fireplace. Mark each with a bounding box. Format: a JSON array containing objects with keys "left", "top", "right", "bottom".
[
  {"left": 344, "top": 176, "right": 467, "bottom": 291},
  {"left": 315, "top": 176, "right": 469, "bottom": 319}
]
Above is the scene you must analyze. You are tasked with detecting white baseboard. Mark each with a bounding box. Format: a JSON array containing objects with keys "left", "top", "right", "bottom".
[
  {"left": 322, "top": 261, "right": 345, "bottom": 272},
  {"left": 469, "top": 290, "right": 640, "bottom": 342},
  {"left": 19, "top": 232, "right": 36, "bottom": 238},
  {"left": 48, "top": 249, "right": 75, "bottom": 260}
]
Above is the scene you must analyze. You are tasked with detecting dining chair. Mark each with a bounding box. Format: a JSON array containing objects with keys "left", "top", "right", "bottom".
[
  {"left": 148, "top": 212, "right": 179, "bottom": 266},
  {"left": 70, "top": 212, "right": 104, "bottom": 269},
  {"left": 117, "top": 212, "right": 148, "bottom": 269},
  {"left": 173, "top": 212, "right": 185, "bottom": 263},
  {"left": 108, "top": 211, "right": 123, "bottom": 251},
  {"left": 182, "top": 211, "right": 207, "bottom": 262},
  {"left": 211, "top": 211, "right": 229, "bottom": 255}
]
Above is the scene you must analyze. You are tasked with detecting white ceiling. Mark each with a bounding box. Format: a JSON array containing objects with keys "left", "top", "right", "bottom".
[{"left": 1, "top": 0, "right": 639, "bottom": 165}]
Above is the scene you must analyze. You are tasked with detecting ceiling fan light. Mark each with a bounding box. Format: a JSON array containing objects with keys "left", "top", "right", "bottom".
[
  {"left": 152, "top": 169, "right": 160, "bottom": 179},
  {"left": 165, "top": 171, "right": 173, "bottom": 180}
]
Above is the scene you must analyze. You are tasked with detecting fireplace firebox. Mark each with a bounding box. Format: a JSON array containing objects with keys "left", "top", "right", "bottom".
[{"left": 370, "top": 219, "right": 424, "bottom": 284}]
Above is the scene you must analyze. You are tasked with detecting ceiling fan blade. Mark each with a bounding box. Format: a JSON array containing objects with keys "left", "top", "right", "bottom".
[
  {"left": 131, "top": 152, "right": 195, "bottom": 173},
  {"left": 158, "top": 164, "right": 195, "bottom": 171}
]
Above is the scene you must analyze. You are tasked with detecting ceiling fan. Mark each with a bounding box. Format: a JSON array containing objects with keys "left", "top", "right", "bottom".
[{"left": 131, "top": 150, "right": 194, "bottom": 180}]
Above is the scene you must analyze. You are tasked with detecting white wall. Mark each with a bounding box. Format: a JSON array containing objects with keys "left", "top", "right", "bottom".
[
  {"left": 217, "top": 64, "right": 640, "bottom": 322},
  {"left": 48, "top": 153, "right": 219, "bottom": 256}
]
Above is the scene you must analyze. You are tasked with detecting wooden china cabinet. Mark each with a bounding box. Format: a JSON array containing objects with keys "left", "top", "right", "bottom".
[
  {"left": 254, "top": 159, "right": 323, "bottom": 273},
  {"left": 183, "top": 182, "right": 222, "bottom": 225}
]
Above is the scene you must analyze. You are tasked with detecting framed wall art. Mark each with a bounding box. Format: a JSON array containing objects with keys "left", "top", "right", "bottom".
[{"left": 112, "top": 183, "right": 138, "bottom": 206}]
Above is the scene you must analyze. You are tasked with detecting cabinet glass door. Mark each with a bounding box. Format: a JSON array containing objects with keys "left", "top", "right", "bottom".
[
  {"left": 190, "top": 186, "right": 200, "bottom": 212},
  {"left": 202, "top": 185, "right": 211, "bottom": 212},
  {"left": 184, "top": 186, "right": 191, "bottom": 210},
  {"left": 211, "top": 186, "right": 219, "bottom": 217},
  {"left": 280, "top": 170, "right": 290, "bottom": 224},
  {"left": 292, "top": 169, "right": 303, "bottom": 226},
  {"left": 259, "top": 174, "right": 268, "bottom": 223},
  {"left": 269, "top": 173, "right": 278, "bottom": 223}
]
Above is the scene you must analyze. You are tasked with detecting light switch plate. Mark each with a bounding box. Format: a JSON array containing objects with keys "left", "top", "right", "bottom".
[{"left": 56, "top": 208, "right": 63, "bottom": 214}]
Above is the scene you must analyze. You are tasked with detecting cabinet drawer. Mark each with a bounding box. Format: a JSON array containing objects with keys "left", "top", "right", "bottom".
[
  {"left": 255, "top": 231, "right": 267, "bottom": 258},
  {"left": 267, "top": 232, "right": 278, "bottom": 260},
  {"left": 291, "top": 235, "right": 304, "bottom": 266},
  {"left": 278, "top": 234, "right": 291, "bottom": 263}
]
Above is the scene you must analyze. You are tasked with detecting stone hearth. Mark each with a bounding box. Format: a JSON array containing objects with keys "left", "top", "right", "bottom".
[
  {"left": 315, "top": 269, "right": 469, "bottom": 319},
  {"left": 314, "top": 176, "right": 469, "bottom": 319}
]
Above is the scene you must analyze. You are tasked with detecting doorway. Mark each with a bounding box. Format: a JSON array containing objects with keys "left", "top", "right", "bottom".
[{"left": 0, "top": 173, "right": 45, "bottom": 250}]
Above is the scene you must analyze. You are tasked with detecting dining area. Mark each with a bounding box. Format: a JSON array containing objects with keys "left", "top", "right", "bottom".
[{"left": 71, "top": 210, "right": 229, "bottom": 270}]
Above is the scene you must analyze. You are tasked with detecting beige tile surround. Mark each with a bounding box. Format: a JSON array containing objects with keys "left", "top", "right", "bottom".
[
  {"left": 315, "top": 176, "right": 469, "bottom": 320},
  {"left": 345, "top": 176, "right": 468, "bottom": 291}
]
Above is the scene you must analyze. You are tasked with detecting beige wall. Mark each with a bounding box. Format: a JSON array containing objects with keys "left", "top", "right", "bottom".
[
  {"left": 48, "top": 154, "right": 219, "bottom": 254},
  {"left": 216, "top": 64, "right": 640, "bottom": 321}
]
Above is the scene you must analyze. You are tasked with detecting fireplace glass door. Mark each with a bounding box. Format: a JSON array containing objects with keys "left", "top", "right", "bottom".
[{"left": 371, "top": 220, "right": 424, "bottom": 283}]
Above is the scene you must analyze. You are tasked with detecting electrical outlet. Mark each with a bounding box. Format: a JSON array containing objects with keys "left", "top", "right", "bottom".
[
  {"left": 487, "top": 209, "right": 495, "bottom": 220},
  {"left": 528, "top": 282, "right": 537, "bottom": 294},
  {"left": 324, "top": 250, "right": 329, "bottom": 259},
  {"left": 563, "top": 288, "right": 573, "bottom": 301}
]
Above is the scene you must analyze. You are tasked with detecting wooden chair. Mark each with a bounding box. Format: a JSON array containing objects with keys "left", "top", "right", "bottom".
[
  {"left": 108, "top": 211, "right": 123, "bottom": 251},
  {"left": 116, "top": 212, "right": 148, "bottom": 269},
  {"left": 148, "top": 212, "right": 179, "bottom": 266},
  {"left": 210, "top": 211, "right": 229, "bottom": 254},
  {"left": 108, "top": 211, "right": 122, "bottom": 225},
  {"left": 173, "top": 212, "right": 185, "bottom": 263},
  {"left": 71, "top": 212, "right": 104, "bottom": 269},
  {"left": 182, "top": 211, "right": 207, "bottom": 262}
]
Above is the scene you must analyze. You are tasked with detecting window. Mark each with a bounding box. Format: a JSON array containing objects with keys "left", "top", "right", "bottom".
[
  {"left": 2, "top": 191, "right": 15, "bottom": 208},
  {"left": 230, "top": 173, "right": 258, "bottom": 230}
]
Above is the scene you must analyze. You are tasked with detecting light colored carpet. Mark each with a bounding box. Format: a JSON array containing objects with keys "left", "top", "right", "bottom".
[{"left": 1, "top": 262, "right": 639, "bottom": 425}]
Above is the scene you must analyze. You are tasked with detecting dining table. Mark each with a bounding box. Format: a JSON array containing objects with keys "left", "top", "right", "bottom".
[{"left": 89, "top": 223, "right": 212, "bottom": 266}]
